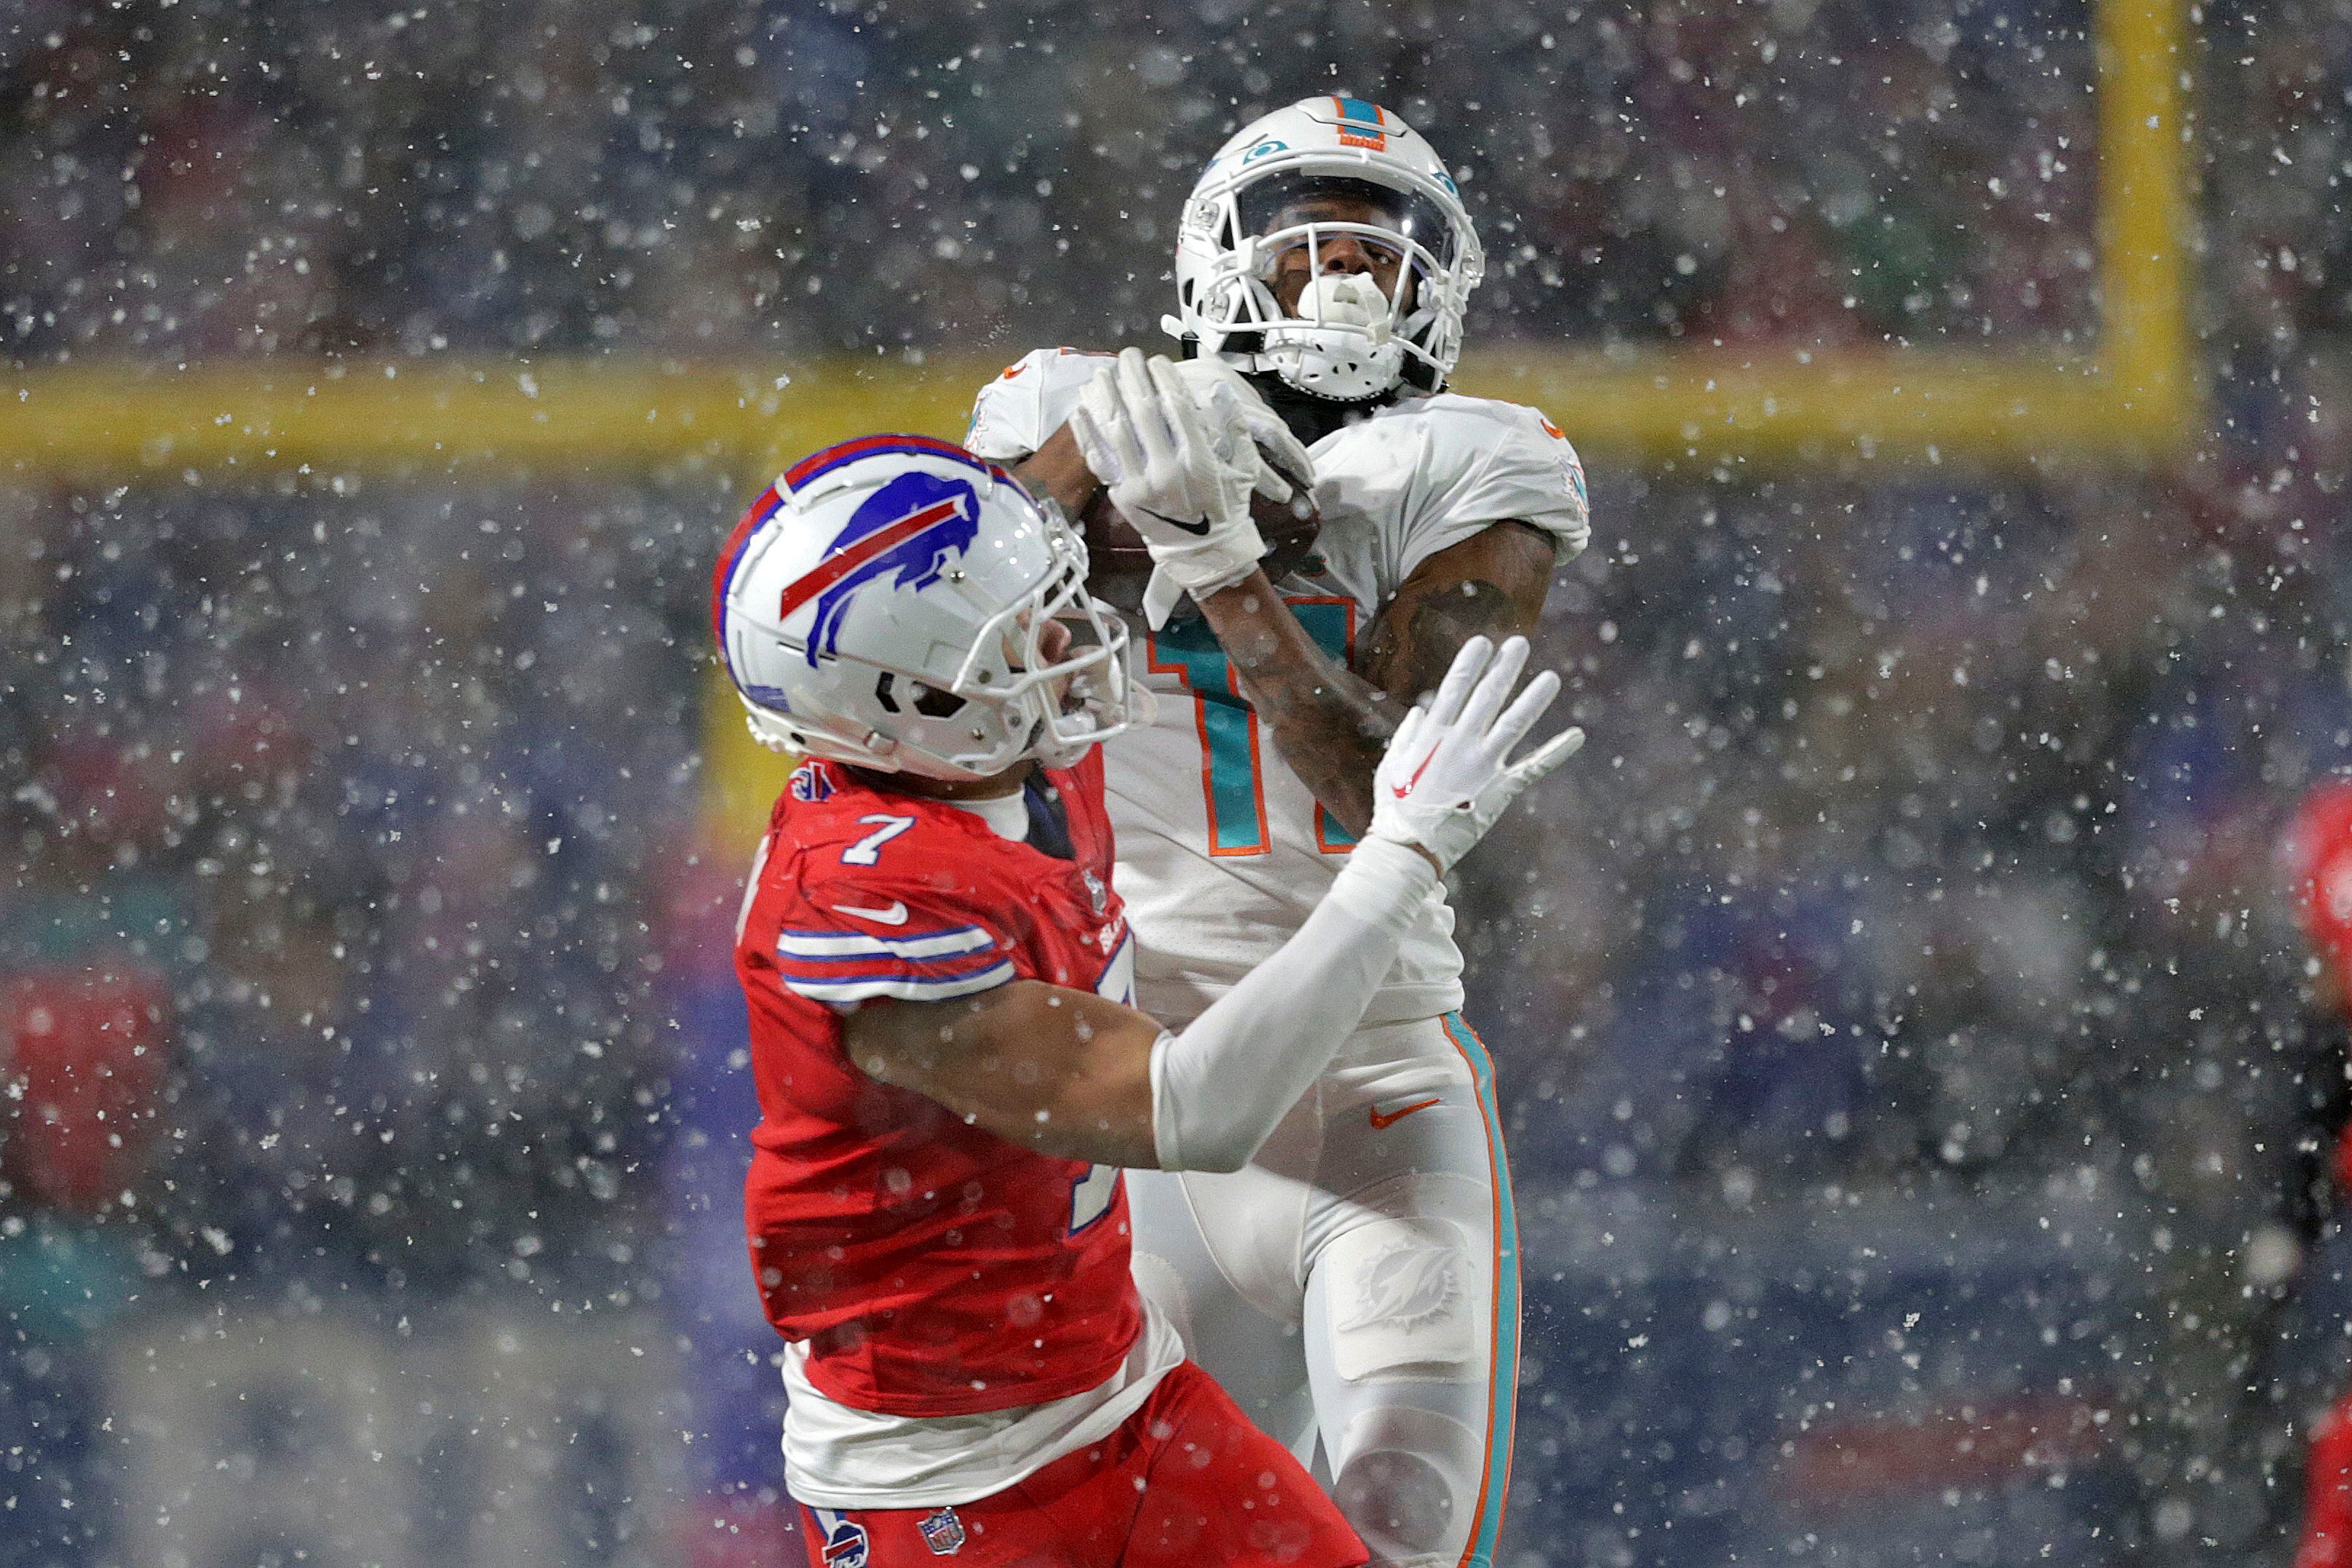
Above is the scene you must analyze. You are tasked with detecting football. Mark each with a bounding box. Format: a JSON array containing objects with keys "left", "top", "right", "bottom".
[{"left": 1078, "top": 454, "right": 1324, "bottom": 590}]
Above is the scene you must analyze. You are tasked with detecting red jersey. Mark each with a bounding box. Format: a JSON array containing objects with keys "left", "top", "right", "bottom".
[{"left": 736, "top": 755, "right": 1142, "bottom": 1418}]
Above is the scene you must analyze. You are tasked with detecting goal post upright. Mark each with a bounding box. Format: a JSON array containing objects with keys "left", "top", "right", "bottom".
[{"left": 2094, "top": 0, "right": 2194, "bottom": 435}]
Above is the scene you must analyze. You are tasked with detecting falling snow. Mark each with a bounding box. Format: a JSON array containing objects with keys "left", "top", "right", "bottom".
[{"left": 4, "top": 2, "right": 2351, "bottom": 1565}]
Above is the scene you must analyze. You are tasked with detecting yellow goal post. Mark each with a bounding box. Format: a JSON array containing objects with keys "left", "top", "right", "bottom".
[{"left": 1, "top": 0, "right": 2195, "bottom": 835}]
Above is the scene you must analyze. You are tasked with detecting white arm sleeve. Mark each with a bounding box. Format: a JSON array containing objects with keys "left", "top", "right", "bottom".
[{"left": 1147, "top": 835, "right": 1439, "bottom": 1171}]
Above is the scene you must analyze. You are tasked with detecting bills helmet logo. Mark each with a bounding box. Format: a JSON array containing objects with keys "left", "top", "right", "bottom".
[
  {"left": 780, "top": 471, "right": 981, "bottom": 666},
  {"left": 811, "top": 1509, "right": 870, "bottom": 1568}
]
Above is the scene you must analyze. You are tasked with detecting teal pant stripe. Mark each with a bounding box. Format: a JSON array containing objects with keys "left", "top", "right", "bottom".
[{"left": 1442, "top": 1011, "right": 1517, "bottom": 1567}]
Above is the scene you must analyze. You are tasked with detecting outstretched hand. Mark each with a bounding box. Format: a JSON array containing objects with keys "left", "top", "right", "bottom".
[{"left": 1367, "top": 634, "right": 1584, "bottom": 874}]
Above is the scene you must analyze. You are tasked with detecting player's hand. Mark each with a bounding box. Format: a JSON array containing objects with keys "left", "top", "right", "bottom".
[
  {"left": 1368, "top": 634, "right": 1584, "bottom": 874},
  {"left": 1167, "top": 355, "right": 1316, "bottom": 506},
  {"left": 1068, "top": 347, "right": 1265, "bottom": 629}
]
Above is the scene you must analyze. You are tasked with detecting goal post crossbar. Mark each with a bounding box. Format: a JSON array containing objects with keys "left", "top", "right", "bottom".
[{"left": 2, "top": 0, "right": 2191, "bottom": 479}]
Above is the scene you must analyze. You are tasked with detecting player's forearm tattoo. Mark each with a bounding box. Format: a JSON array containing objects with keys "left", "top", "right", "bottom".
[
  {"left": 1359, "top": 578, "right": 1531, "bottom": 707},
  {"left": 1198, "top": 522, "right": 1554, "bottom": 837},
  {"left": 1009, "top": 425, "right": 1103, "bottom": 519},
  {"left": 1218, "top": 604, "right": 1397, "bottom": 837}
]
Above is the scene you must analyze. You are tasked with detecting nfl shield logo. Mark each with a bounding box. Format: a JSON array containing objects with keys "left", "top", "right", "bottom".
[
  {"left": 1082, "top": 867, "right": 1108, "bottom": 915},
  {"left": 918, "top": 1505, "right": 966, "bottom": 1555}
]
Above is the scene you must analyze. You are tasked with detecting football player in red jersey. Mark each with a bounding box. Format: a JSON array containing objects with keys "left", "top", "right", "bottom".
[
  {"left": 710, "top": 434, "right": 1580, "bottom": 1566},
  {"left": 2288, "top": 783, "right": 2352, "bottom": 1568}
]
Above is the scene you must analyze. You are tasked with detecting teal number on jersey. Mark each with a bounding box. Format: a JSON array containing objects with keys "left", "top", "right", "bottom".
[{"left": 1146, "top": 598, "right": 1359, "bottom": 857}]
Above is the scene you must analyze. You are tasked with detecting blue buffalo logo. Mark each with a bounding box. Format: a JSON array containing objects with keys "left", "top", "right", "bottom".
[
  {"left": 787, "top": 760, "right": 836, "bottom": 802},
  {"left": 780, "top": 471, "right": 981, "bottom": 667},
  {"left": 811, "top": 1509, "right": 870, "bottom": 1568}
]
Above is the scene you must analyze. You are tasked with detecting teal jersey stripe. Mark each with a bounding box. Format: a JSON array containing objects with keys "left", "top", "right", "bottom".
[
  {"left": 1147, "top": 600, "right": 1358, "bottom": 856},
  {"left": 1199, "top": 701, "right": 1263, "bottom": 852},
  {"left": 1148, "top": 620, "right": 1268, "bottom": 853},
  {"left": 1442, "top": 1011, "right": 1519, "bottom": 1567},
  {"left": 1288, "top": 601, "right": 1360, "bottom": 848}
]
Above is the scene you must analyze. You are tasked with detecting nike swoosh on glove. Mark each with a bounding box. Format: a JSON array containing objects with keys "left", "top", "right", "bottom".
[
  {"left": 1066, "top": 347, "right": 1265, "bottom": 629},
  {"left": 1367, "top": 634, "right": 1585, "bottom": 874}
]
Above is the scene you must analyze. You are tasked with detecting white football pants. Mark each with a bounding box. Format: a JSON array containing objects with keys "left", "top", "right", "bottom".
[{"left": 1127, "top": 1011, "right": 1518, "bottom": 1568}]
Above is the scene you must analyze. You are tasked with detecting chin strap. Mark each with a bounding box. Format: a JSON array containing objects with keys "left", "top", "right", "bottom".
[{"left": 1241, "top": 368, "right": 1398, "bottom": 447}]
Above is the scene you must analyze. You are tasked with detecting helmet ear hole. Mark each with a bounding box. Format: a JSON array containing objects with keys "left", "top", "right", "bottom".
[
  {"left": 873, "top": 671, "right": 965, "bottom": 718},
  {"left": 912, "top": 684, "right": 966, "bottom": 719}
]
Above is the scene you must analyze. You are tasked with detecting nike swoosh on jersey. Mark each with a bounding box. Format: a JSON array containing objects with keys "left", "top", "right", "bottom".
[
  {"left": 830, "top": 900, "right": 910, "bottom": 926},
  {"left": 1135, "top": 505, "right": 1215, "bottom": 537},
  {"left": 1367, "top": 1097, "right": 1442, "bottom": 1130}
]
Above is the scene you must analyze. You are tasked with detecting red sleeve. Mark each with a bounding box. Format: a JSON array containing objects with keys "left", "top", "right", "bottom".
[{"left": 764, "top": 859, "right": 1022, "bottom": 1011}]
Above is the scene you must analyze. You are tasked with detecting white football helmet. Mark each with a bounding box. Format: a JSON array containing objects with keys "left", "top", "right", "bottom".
[
  {"left": 1168, "top": 95, "right": 1483, "bottom": 402},
  {"left": 712, "top": 434, "right": 1135, "bottom": 780}
]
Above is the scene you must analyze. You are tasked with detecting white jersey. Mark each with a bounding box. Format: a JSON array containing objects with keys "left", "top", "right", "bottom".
[{"left": 967, "top": 348, "right": 1589, "bottom": 1026}]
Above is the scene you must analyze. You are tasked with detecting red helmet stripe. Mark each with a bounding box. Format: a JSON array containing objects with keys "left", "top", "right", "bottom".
[{"left": 775, "top": 496, "right": 969, "bottom": 623}]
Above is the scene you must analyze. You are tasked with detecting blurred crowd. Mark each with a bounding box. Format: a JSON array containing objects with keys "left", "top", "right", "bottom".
[
  {"left": 11, "top": 0, "right": 2333, "bottom": 361},
  {"left": 6, "top": 0, "right": 2352, "bottom": 1564}
]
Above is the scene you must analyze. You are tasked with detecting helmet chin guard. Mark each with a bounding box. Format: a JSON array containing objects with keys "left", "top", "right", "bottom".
[
  {"left": 1169, "top": 96, "right": 1482, "bottom": 402},
  {"left": 1270, "top": 273, "right": 1408, "bottom": 402}
]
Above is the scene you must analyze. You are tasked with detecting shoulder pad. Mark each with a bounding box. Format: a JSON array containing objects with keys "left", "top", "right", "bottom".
[{"left": 965, "top": 349, "right": 1113, "bottom": 463}]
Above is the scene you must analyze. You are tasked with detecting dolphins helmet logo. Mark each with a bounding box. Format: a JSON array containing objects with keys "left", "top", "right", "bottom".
[{"left": 780, "top": 470, "right": 982, "bottom": 667}]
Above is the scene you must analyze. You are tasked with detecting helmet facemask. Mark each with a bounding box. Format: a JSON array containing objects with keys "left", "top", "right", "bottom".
[
  {"left": 942, "top": 522, "right": 1135, "bottom": 772},
  {"left": 1180, "top": 170, "right": 1476, "bottom": 402},
  {"left": 724, "top": 473, "right": 1135, "bottom": 782}
]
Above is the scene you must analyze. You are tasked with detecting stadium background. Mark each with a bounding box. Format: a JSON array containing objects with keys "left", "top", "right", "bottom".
[{"left": 2, "top": 1, "right": 2348, "bottom": 1564}]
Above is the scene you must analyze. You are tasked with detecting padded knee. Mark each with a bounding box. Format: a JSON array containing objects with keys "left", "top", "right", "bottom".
[
  {"left": 1331, "top": 1404, "right": 1484, "bottom": 1561},
  {"left": 1320, "top": 1214, "right": 1484, "bottom": 1382}
]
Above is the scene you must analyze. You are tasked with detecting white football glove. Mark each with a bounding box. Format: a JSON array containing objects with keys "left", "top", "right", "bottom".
[
  {"left": 1167, "top": 355, "right": 1317, "bottom": 504},
  {"left": 1066, "top": 348, "right": 1264, "bottom": 629},
  {"left": 1368, "top": 634, "right": 1585, "bottom": 875}
]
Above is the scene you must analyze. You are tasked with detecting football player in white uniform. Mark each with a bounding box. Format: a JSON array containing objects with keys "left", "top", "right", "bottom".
[{"left": 964, "top": 97, "right": 1589, "bottom": 1567}]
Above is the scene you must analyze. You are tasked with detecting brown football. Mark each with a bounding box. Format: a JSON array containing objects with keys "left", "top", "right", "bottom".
[{"left": 1078, "top": 455, "right": 1324, "bottom": 598}]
